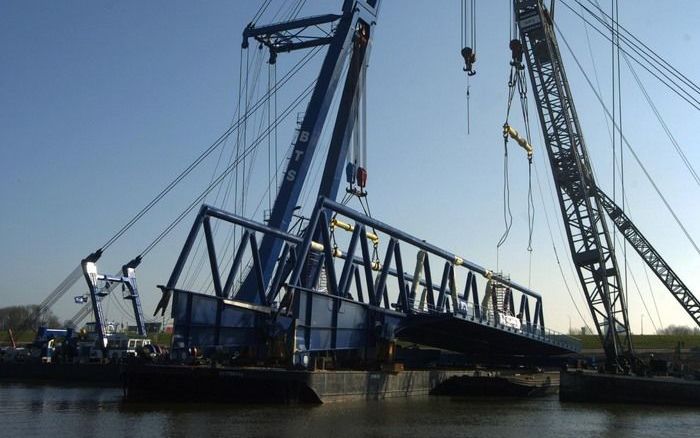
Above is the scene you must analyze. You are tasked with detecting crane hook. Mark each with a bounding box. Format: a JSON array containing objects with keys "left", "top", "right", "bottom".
[{"left": 461, "top": 47, "right": 476, "bottom": 76}]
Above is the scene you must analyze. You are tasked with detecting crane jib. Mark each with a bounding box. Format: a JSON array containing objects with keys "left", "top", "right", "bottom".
[{"left": 515, "top": 0, "right": 635, "bottom": 372}]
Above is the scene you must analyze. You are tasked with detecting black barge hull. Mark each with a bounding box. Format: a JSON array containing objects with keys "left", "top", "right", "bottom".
[
  {"left": 560, "top": 370, "right": 700, "bottom": 406},
  {"left": 124, "top": 364, "right": 559, "bottom": 403}
]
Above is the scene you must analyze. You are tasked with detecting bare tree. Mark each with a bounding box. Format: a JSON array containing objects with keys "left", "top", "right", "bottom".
[{"left": 0, "top": 305, "right": 60, "bottom": 331}]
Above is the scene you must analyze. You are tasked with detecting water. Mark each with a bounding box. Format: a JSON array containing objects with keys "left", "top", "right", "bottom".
[{"left": 1, "top": 383, "right": 699, "bottom": 437}]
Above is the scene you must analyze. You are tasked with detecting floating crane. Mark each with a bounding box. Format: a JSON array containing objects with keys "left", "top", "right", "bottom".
[{"left": 151, "top": 0, "right": 580, "bottom": 372}]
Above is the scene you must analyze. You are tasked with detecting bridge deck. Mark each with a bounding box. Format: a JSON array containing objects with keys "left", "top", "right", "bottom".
[{"left": 398, "top": 313, "right": 579, "bottom": 357}]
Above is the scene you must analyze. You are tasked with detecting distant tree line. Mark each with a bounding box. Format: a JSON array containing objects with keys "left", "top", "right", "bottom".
[
  {"left": 656, "top": 325, "right": 700, "bottom": 336},
  {"left": 0, "top": 305, "right": 60, "bottom": 331},
  {"left": 569, "top": 324, "right": 700, "bottom": 336}
]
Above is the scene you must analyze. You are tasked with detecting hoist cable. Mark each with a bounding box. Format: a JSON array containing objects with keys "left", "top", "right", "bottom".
[
  {"left": 361, "top": 62, "right": 367, "bottom": 171},
  {"left": 562, "top": 0, "right": 700, "bottom": 110},
  {"left": 496, "top": 143, "right": 513, "bottom": 251},
  {"left": 186, "top": 41, "right": 306, "bottom": 291},
  {"left": 40, "top": 265, "right": 82, "bottom": 311},
  {"left": 580, "top": 5, "right": 666, "bottom": 331},
  {"left": 615, "top": 0, "right": 629, "bottom": 308},
  {"left": 624, "top": 54, "right": 700, "bottom": 187},
  {"left": 613, "top": 233, "right": 659, "bottom": 333},
  {"left": 471, "top": 0, "right": 476, "bottom": 52},
  {"left": 460, "top": 0, "right": 465, "bottom": 48},
  {"left": 533, "top": 161, "right": 593, "bottom": 333},
  {"left": 182, "top": 45, "right": 317, "bottom": 288},
  {"left": 251, "top": 0, "right": 272, "bottom": 24},
  {"left": 559, "top": 0, "right": 700, "bottom": 111},
  {"left": 274, "top": 63, "right": 279, "bottom": 198},
  {"left": 241, "top": 47, "right": 251, "bottom": 218},
  {"left": 286, "top": 0, "right": 307, "bottom": 22},
  {"left": 139, "top": 81, "right": 317, "bottom": 257},
  {"left": 211, "top": 138, "right": 296, "bottom": 294},
  {"left": 270, "top": 0, "right": 291, "bottom": 22},
  {"left": 516, "top": 68, "right": 535, "bottom": 255},
  {"left": 182, "top": 44, "right": 253, "bottom": 290},
  {"left": 497, "top": 67, "right": 521, "bottom": 261},
  {"left": 556, "top": 24, "right": 700, "bottom": 257},
  {"left": 580, "top": 0, "right": 700, "bottom": 96},
  {"left": 97, "top": 47, "right": 322, "bottom": 253},
  {"left": 461, "top": 0, "right": 474, "bottom": 133},
  {"left": 642, "top": 262, "right": 664, "bottom": 329},
  {"left": 527, "top": 164, "right": 534, "bottom": 252},
  {"left": 580, "top": 2, "right": 614, "bottom": 144},
  {"left": 268, "top": 64, "right": 273, "bottom": 212},
  {"left": 583, "top": 0, "right": 700, "bottom": 104}
]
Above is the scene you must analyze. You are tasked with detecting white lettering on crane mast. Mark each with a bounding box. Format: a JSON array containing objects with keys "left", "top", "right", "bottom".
[{"left": 286, "top": 131, "right": 311, "bottom": 181}]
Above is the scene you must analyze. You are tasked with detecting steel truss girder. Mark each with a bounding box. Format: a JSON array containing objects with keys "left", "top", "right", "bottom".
[
  {"left": 596, "top": 188, "right": 700, "bottom": 327},
  {"left": 514, "top": 0, "right": 632, "bottom": 369},
  {"left": 158, "top": 198, "right": 581, "bottom": 362}
]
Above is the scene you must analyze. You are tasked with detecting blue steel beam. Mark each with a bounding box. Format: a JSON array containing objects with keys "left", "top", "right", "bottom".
[
  {"left": 319, "top": 197, "right": 543, "bottom": 300},
  {"left": 275, "top": 38, "right": 335, "bottom": 53},
  {"left": 121, "top": 256, "right": 147, "bottom": 336},
  {"left": 242, "top": 14, "right": 341, "bottom": 42},
  {"left": 155, "top": 205, "right": 206, "bottom": 316},
  {"left": 239, "top": 0, "right": 381, "bottom": 304}
]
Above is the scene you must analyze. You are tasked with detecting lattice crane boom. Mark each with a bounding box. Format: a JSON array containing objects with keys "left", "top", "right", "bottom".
[
  {"left": 513, "top": 0, "right": 634, "bottom": 370},
  {"left": 596, "top": 187, "right": 700, "bottom": 328}
]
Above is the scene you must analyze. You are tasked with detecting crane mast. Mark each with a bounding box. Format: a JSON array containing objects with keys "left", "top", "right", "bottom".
[{"left": 513, "top": 0, "right": 633, "bottom": 370}]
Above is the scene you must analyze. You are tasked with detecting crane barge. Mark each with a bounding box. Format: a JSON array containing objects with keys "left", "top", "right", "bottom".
[{"left": 123, "top": 0, "right": 582, "bottom": 403}]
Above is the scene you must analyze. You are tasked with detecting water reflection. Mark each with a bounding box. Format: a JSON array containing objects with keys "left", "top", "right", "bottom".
[{"left": 1, "top": 383, "right": 698, "bottom": 437}]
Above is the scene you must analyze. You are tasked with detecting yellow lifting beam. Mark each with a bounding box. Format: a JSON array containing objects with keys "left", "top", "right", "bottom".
[
  {"left": 330, "top": 218, "right": 380, "bottom": 244},
  {"left": 503, "top": 123, "right": 533, "bottom": 160},
  {"left": 309, "top": 241, "right": 382, "bottom": 271}
]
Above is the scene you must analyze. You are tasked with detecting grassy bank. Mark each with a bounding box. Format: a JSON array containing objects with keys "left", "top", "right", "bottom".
[
  {"left": 576, "top": 334, "right": 700, "bottom": 350},
  {"left": 0, "top": 330, "right": 172, "bottom": 346}
]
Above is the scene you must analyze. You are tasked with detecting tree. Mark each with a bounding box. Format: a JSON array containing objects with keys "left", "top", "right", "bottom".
[
  {"left": 656, "top": 325, "right": 700, "bottom": 336},
  {"left": 0, "top": 305, "right": 61, "bottom": 331}
]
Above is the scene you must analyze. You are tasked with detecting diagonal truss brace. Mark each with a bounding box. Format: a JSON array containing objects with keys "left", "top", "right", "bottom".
[{"left": 597, "top": 187, "right": 700, "bottom": 328}]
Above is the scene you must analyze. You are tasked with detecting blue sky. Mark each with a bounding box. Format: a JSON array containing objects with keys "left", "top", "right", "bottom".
[{"left": 1, "top": 0, "right": 698, "bottom": 334}]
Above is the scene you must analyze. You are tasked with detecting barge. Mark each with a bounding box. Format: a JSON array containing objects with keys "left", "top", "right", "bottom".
[
  {"left": 560, "top": 369, "right": 700, "bottom": 406},
  {"left": 124, "top": 363, "right": 561, "bottom": 403}
]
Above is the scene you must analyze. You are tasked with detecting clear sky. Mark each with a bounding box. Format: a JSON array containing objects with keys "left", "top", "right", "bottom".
[{"left": 1, "top": 0, "right": 699, "bottom": 335}]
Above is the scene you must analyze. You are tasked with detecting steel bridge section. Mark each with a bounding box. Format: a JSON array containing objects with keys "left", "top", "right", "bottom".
[
  {"left": 514, "top": 0, "right": 632, "bottom": 369},
  {"left": 596, "top": 188, "right": 700, "bottom": 327},
  {"left": 159, "top": 198, "right": 580, "bottom": 367}
]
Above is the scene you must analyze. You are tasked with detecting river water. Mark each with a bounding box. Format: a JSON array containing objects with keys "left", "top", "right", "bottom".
[{"left": 1, "top": 383, "right": 698, "bottom": 437}]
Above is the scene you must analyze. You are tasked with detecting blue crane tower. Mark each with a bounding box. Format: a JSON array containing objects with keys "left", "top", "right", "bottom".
[{"left": 236, "top": 0, "right": 378, "bottom": 303}]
